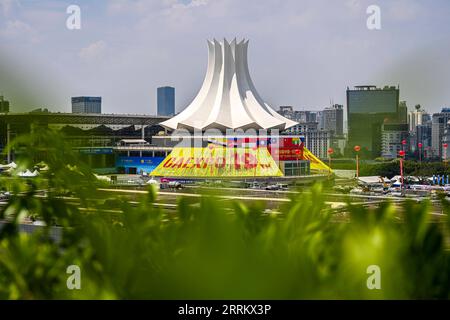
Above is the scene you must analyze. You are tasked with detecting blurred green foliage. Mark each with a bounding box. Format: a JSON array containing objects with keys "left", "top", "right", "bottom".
[{"left": 0, "top": 130, "right": 449, "bottom": 299}]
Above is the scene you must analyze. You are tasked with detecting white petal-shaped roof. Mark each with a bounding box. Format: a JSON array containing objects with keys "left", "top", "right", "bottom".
[{"left": 161, "top": 39, "right": 297, "bottom": 132}]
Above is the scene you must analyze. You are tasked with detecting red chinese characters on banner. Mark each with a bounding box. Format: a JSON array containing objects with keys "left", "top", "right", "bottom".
[
  {"left": 268, "top": 137, "right": 304, "bottom": 161},
  {"left": 151, "top": 147, "right": 283, "bottom": 177}
]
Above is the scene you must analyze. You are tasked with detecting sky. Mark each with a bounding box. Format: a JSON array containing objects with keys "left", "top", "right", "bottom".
[{"left": 0, "top": 0, "right": 449, "bottom": 115}]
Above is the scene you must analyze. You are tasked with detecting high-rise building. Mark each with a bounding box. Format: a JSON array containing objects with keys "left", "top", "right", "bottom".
[
  {"left": 278, "top": 107, "right": 319, "bottom": 134},
  {"left": 72, "top": 97, "right": 101, "bottom": 114},
  {"left": 308, "top": 112, "right": 318, "bottom": 123},
  {"left": 0, "top": 96, "right": 10, "bottom": 113},
  {"left": 398, "top": 101, "right": 408, "bottom": 124},
  {"left": 408, "top": 104, "right": 424, "bottom": 132},
  {"left": 407, "top": 105, "right": 432, "bottom": 159},
  {"left": 422, "top": 113, "right": 432, "bottom": 125},
  {"left": 278, "top": 107, "right": 316, "bottom": 124},
  {"left": 316, "top": 111, "right": 323, "bottom": 129},
  {"left": 157, "top": 86, "right": 175, "bottom": 116},
  {"left": 381, "top": 123, "right": 409, "bottom": 159},
  {"left": 347, "top": 85, "right": 400, "bottom": 158},
  {"left": 416, "top": 124, "right": 432, "bottom": 159},
  {"left": 320, "top": 104, "right": 344, "bottom": 136},
  {"left": 295, "top": 110, "right": 316, "bottom": 123},
  {"left": 431, "top": 108, "right": 450, "bottom": 159},
  {"left": 278, "top": 106, "right": 295, "bottom": 122},
  {"left": 304, "top": 130, "right": 332, "bottom": 159}
]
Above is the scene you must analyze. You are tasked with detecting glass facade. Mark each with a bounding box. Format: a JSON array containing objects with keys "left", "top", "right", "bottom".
[
  {"left": 71, "top": 97, "right": 102, "bottom": 114},
  {"left": 157, "top": 87, "right": 175, "bottom": 116},
  {"left": 347, "top": 87, "right": 400, "bottom": 158},
  {"left": 282, "top": 160, "right": 310, "bottom": 176}
]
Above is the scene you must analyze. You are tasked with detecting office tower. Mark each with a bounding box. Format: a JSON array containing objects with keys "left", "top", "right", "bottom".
[
  {"left": 416, "top": 124, "right": 432, "bottom": 157},
  {"left": 347, "top": 85, "right": 400, "bottom": 158},
  {"left": 278, "top": 106, "right": 295, "bottom": 121},
  {"left": 316, "top": 111, "right": 323, "bottom": 129},
  {"left": 408, "top": 104, "right": 424, "bottom": 132},
  {"left": 431, "top": 108, "right": 450, "bottom": 158},
  {"left": 295, "top": 111, "right": 315, "bottom": 123},
  {"left": 157, "top": 86, "right": 175, "bottom": 116},
  {"left": 278, "top": 107, "right": 316, "bottom": 134},
  {"left": 278, "top": 107, "right": 317, "bottom": 124},
  {"left": 72, "top": 97, "right": 102, "bottom": 114},
  {"left": 308, "top": 112, "right": 318, "bottom": 123},
  {"left": 422, "top": 112, "right": 432, "bottom": 125},
  {"left": 381, "top": 123, "right": 409, "bottom": 159},
  {"left": 398, "top": 101, "right": 408, "bottom": 124},
  {"left": 0, "top": 96, "right": 10, "bottom": 113},
  {"left": 303, "top": 130, "right": 332, "bottom": 159},
  {"left": 320, "top": 104, "right": 344, "bottom": 136}
]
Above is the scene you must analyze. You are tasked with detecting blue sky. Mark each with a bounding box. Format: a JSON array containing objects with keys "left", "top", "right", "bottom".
[{"left": 0, "top": 0, "right": 450, "bottom": 114}]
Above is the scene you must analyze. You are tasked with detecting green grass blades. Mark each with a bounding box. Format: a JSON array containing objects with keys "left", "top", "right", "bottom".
[{"left": 0, "top": 130, "right": 449, "bottom": 299}]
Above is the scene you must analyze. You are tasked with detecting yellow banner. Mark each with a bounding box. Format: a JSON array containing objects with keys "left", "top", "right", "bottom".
[
  {"left": 151, "top": 147, "right": 283, "bottom": 178},
  {"left": 302, "top": 148, "right": 332, "bottom": 172}
]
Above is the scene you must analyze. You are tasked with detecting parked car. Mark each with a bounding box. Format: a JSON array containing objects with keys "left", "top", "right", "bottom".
[
  {"left": 0, "top": 191, "right": 11, "bottom": 201},
  {"left": 247, "top": 182, "right": 261, "bottom": 189},
  {"left": 265, "top": 183, "right": 288, "bottom": 191},
  {"left": 168, "top": 181, "right": 183, "bottom": 189},
  {"left": 160, "top": 181, "right": 183, "bottom": 190}
]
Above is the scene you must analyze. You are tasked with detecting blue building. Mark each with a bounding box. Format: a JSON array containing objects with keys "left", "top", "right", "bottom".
[
  {"left": 157, "top": 86, "right": 175, "bottom": 116},
  {"left": 72, "top": 97, "right": 102, "bottom": 114}
]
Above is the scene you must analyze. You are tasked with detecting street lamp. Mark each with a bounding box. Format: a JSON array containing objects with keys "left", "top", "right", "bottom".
[
  {"left": 295, "top": 149, "right": 301, "bottom": 176},
  {"left": 399, "top": 150, "right": 406, "bottom": 190},
  {"left": 443, "top": 143, "right": 448, "bottom": 165},
  {"left": 354, "top": 145, "right": 361, "bottom": 178},
  {"left": 327, "top": 147, "right": 334, "bottom": 175},
  {"left": 401, "top": 139, "right": 407, "bottom": 160},
  {"left": 418, "top": 142, "right": 423, "bottom": 164}
]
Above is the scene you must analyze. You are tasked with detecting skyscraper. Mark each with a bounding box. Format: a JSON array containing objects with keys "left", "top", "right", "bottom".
[
  {"left": 381, "top": 123, "right": 409, "bottom": 159},
  {"left": 72, "top": 97, "right": 101, "bottom": 114},
  {"left": 278, "top": 107, "right": 316, "bottom": 124},
  {"left": 431, "top": 108, "right": 450, "bottom": 158},
  {"left": 278, "top": 106, "right": 295, "bottom": 120},
  {"left": 320, "top": 104, "right": 344, "bottom": 136},
  {"left": 398, "top": 101, "right": 408, "bottom": 124},
  {"left": 157, "top": 86, "right": 175, "bottom": 117},
  {"left": 408, "top": 106, "right": 424, "bottom": 132},
  {"left": 416, "top": 124, "right": 432, "bottom": 158},
  {"left": 347, "top": 85, "right": 400, "bottom": 158}
]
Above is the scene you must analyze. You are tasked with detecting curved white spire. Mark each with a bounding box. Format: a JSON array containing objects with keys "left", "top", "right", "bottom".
[{"left": 161, "top": 39, "right": 297, "bottom": 131}]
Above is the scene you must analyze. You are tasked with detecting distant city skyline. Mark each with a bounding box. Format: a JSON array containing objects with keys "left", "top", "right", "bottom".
[{"left": 1, "top": 0, "right": 450, "bottom": 114}]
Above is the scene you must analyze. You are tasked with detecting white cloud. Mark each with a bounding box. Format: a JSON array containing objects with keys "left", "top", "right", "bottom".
[
  {"left": 0, "top": 19, "right": 40, "bottom": 43},
  {"left": 107, "top": 0, "right": 174, "bottom": 15},
  {"left": 106, "top": 0, "right": 208, "bottom": 18},
  {"left": 172, "top": 0, "right": 208, "bottom": 9},
  {"left": 387, "top": 0, "right": 422, "bottom": 21},
  {"left": 79, "top": 41, "right": 107, "bottom": 61},
  {"left": 0, "top": 0, "right": 19, "bottom": 16}
]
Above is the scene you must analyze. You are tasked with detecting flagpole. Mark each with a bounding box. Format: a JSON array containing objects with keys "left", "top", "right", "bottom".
[{"left": 354, "top": 146, "right": 361, "bottom": 178}]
